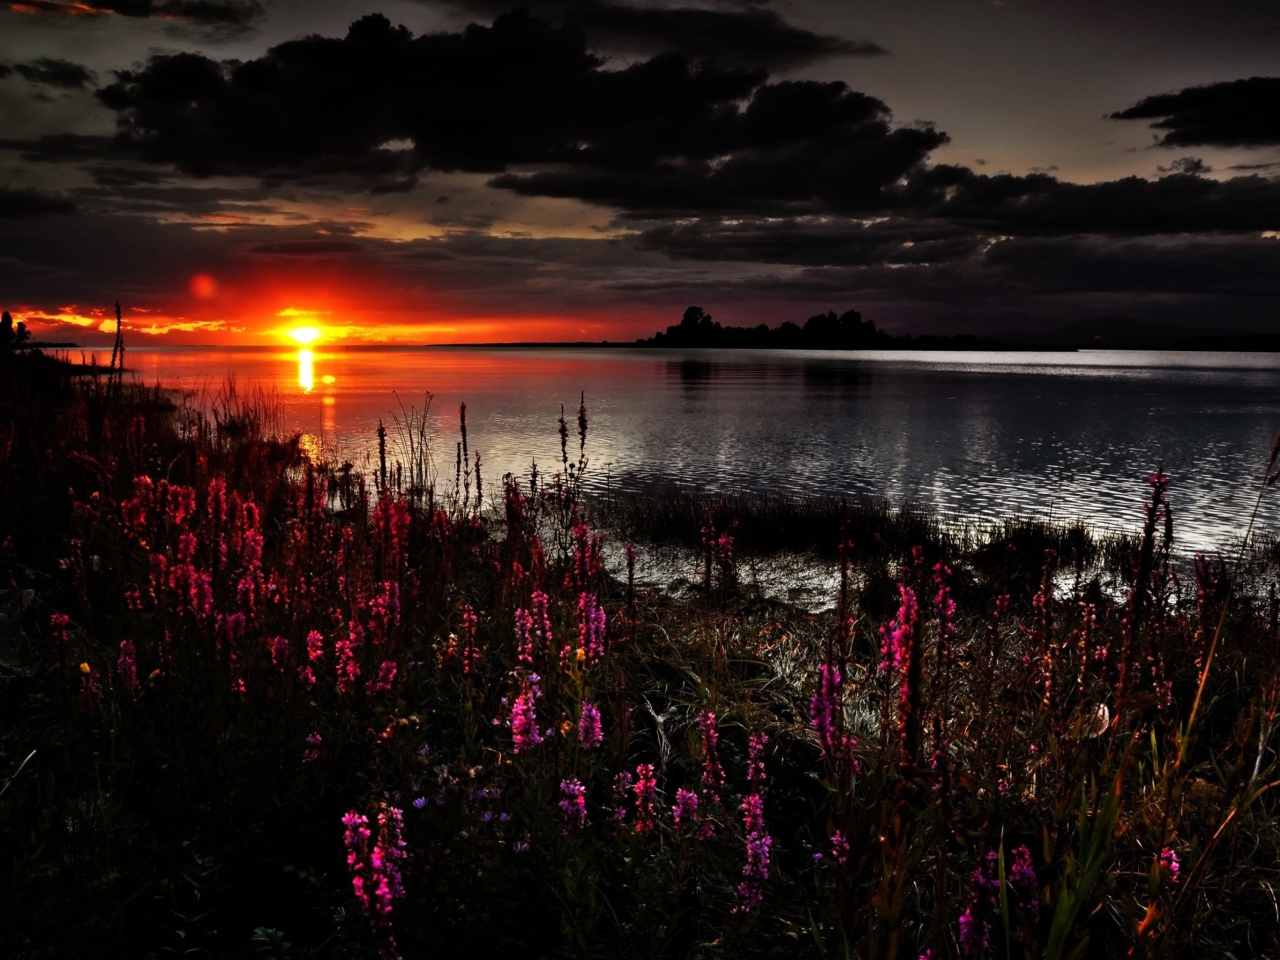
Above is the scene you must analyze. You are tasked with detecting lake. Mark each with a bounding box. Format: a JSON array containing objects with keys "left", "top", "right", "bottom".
[{"left": 121, "top": 345, "right": 1280, "bottom": 553}]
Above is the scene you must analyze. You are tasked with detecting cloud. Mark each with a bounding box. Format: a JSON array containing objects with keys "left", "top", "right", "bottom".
[
  {"left": 418, "top": 0, "right": 887, "bottom": 68},
  {"left": 88, "top": 13, "right": 934, "bottom": 206},
  {"left": 1111, "top": 76, "right": 1280, "bottom": 147},
  {"left": 6, "top": 0, "right": 265, "bottom": 27},
  {"left": 12, "top": 57, "right": 95, "bottom": 88},
  {"left": 0, "top": 186, "right": 76, "bottom": 218}
]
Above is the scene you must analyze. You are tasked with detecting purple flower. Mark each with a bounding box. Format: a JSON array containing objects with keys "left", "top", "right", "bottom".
[
  {"left": 634, "top": 764, "right": 657, "bottom": 833},
  {"left": 747, "top": 730, "right": 768, "bottom": 785},
  {"left": 117, "top": 639, "right": 139, "bottom": 694},
  {"left": 578, "top": 700, "right": 603, "bottom": 749},
  {"left": 577, "top": 592, "right": 607, "bottom": 666},
  {"left": 367, "top": 660, "right": 397, "bottom": 696},
  {"left": 559, "top": 778, "right": 587, "bottom": 833},
  {"left": 612, "top": 772, "right": 634, "bottom": 821},
  {"left": 698, "top": 710, "right": 725, "bottom": 804},
  {"left": 514, "top": 607, "right": 535, "bottom": 665},
  {"left": 1159, "top": 846, "right": 1180, "bottom": 884},
  {"left": 879, "top": 584, "right": 919, "bottom": 705},
  {"left": 672, "top": 788, "right": 698, "bottom": 830},
  {"left": 830, "top": 829, "right": 849, "bottom": 866},
  {"left": 1010, "top": 844, "right": 1039, "bottom": 916},
  {"left": 412, "top": 797, "right": 426, "bottom": 809},
  {"left": 735, "top": 821, "right": 771, "bottom": 913},
  {"left": 511, "top": 675, "right": 543, "bottom": 753},
  {"left": 809, "top": 665, "right": 852, "bottom": 758}
]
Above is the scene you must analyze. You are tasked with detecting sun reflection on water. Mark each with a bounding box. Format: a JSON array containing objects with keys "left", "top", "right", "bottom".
[{"left": 297, "top": 349, "right": 314, "bottom": 392}]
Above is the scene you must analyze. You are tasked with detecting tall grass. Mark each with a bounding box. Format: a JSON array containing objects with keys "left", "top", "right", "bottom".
[{"left": 2, "top": 346, "right": 1280, "bottom": 958}]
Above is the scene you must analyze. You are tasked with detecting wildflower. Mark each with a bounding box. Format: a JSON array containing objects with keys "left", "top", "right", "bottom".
[
  {"left": 461, "top": 604, "right": 480, "bottom": 675},
  {"left": 270, "top": 635, "right": 289, "bottom": 671},
  {"left": 367, "top": 660, "right": 397, "bottom": 696},
  {"left": 809, "top": 664, "right": 848, "bottom": 758},
  {"left": 50, "top": 613, "right": 70, "bottom": 676},
  {"left": 559, "top": 778, "right": 587, "bottom": 833},
  {"left": 698, "top": 710, "right": 725, "bottom": 802},
  {"left": 1010, "top": 844, "right": 1039, "bottom": 917},
  {"left": 879, "top": 584, "right": 919, "bottom": 701},
  {"left": 1159, "top": 846, "right": 1180, "bottom": 884},
  {"left": 634, "top": 763, "right": 657, "bottom": 832},
  {"left": 117, "top": 639, "right": 139, "bottom": 694},
  {"left": 735, "top": 799, "right": 772, "bottom": 913},
  {"left": 335, "top": 635, "right": 361, "bottom": 695},
  {"left": 510, "top": 675, "right": 543, "bottom": 753},
  {"left": 297, "top": 665, "right": 317, "bottom": 687},
  {"left": 514, "top": 841, "right": 530, "bottom": 853},
  {"left": 958, "top": 907, "right": 987, "bottom": 957},
  {"left": 514, "top": 607, "right": 535, "bottom": 665},
  {"left": 303, "top": 732, "right": 322, "bottom": 763},
  {"left": 672, "top": 788, "right": 698, "bottom": 829},
  {"left": 830, "top": 829, "right": 849, "bottom": 865},
  {"left": 612, "top": 771, "right": 634, "bottom": 821},
  {"left": 578, "top": 700, "right": 603, "bottom": 749},
  {"left": 577, "top": 592, "right": 606, "bottom": 666},
  {"left": 306, "top": 629, "right": 324, "bottom": 663},
  {"left": 747, "top": 730, "right": 768, "bottom": 786},
  {"left": 412, "top": 797, "right": 426, "bottom": 810}
]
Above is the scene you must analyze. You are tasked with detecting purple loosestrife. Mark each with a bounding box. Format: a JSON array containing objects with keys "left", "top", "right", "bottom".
[
  {"left": 367, "top": 660, "right": 397, "bottom": 696},
  {"left": 514, "top": 607, "right": 535, "bottom": 665},
  {"left": 461, "top": 604, "right": 480, "bottom": 676},
  {"left": 343, "top": 806, "right": 406, "bottom": 959},
  {"left": 270, "top": 635, "right": 289, "bottom": 672},
  {"left": 336, "top": 633, "right": 361, "bottom": 695},
  {"left": 577, "top": 592, "right": 606, "bottom": 666},
  {"left": 612, "top": 772, "right": 634, "bottom": 821},
  {"left": 117, "top": 639, "right": 139, "bottom": 694},
  {"left": 1159, "top": 846, "right": 1180, "bottom": 884},
  {"left": 735, "top": 735, "right": 771, "bottom": 913},
  {"left": 879, "top": 584, "right": 919, "bottom": 703},
  {"left": 530, "top": 589, "right": 553, "bottom": 657},
  {"left": 698, "top": 710, "right": 725, "bottom": 803},
  {"left": 1010, "top": 844, "right": 1040, "bottom": 917},
  {"left": 559, "top": 778, "right": 587, "bottom": 833},
  {"left": 303, "top": 732, "right": 322, "bottom": 763},
  {"left": 830, "top": 830, "right": 849, "bottom": 865},
  {"left": 510, "top": 674, "right": 543, "bottom": 753},
  {"left": 634, "top": 763, "right": 657, "bottom": 833},
  {"left": 50, "top": 613, "right": 69, "bottom": 676},
  {"left": 672, "top": 788, "right": 698, "bottom": 830},
  {"left": 578, "top": 700, "right": 603, "bottom": 749},
  {"left": 809, "top": 664, "right": 848, "bottom": 758}
]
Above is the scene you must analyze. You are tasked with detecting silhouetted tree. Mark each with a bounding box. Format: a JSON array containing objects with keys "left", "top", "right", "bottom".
[{"left": 0, "top": 311, "right": 12, "bottom": 349}]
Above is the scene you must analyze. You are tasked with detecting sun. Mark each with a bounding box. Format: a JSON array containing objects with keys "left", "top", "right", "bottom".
[{"left": 287, "top": 326, "right": 322, "bottom": 345}]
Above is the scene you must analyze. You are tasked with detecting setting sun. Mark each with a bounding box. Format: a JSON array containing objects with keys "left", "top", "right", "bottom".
[{"left": 287, "top": 325, "right": 322, "bottom": 345}]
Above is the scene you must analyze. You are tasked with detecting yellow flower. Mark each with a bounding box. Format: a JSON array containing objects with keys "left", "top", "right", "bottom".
[
  {"left": 79, "top": 662, "right": 91, "bottom": 675},
  {"left": 575, "top": 647, "right": 586, "bottom": 662}
]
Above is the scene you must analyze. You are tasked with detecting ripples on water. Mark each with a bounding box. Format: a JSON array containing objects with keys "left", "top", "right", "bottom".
[{"left": 125, "top": 346, "right": 1280, "bottom": 552}]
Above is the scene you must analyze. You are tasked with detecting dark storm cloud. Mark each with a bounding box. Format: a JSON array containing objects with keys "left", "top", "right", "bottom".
[
  {"left": 10, "top": 57, "right": 95, "bottom": 88},
  {"left": 7, "top": 0, "right": 265, "bottom": 27},
  {"left": 418, "top": 0, "right": 886, "bottom": 68},
  {"left": 88, "top": 13, "right": 937, "bottom": 204},
  {"left": 1111, "top": 76, "right": 1280, "bottom": 148},
  {"left": 0, "top": 186, "right": 76, "bottom": 217}
]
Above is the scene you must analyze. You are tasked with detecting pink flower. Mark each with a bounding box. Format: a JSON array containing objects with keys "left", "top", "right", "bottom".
[
  {"left": 634, "top": 763, "right": 657, "bottom": 833},
  {"left": 117, "top": 639, "right": 139, "bottom": 694},
  {"left": 510, "top": 675, "right": 543, "bottom": 753},
  {"left": 672, "top": 788, "right": 698, "bottom": 830},
  {"left": 578, "top": 700, "right": 603, "bottom": 749},
  {"left": 306, "top": 629, "right": 324, "bottom": 663},
  {"left": 1159, "top": 846, "right": 1180, "bottom": 884},
  {"left": 559, "top": 778, "right": 587, "bottom": 833},
  {"left": 367, "top": 660, "right": 397, "bottom": 696}
]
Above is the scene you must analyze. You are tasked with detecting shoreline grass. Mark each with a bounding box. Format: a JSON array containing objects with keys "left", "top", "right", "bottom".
[{"left": 4, "top": 348, "right": 1280, "bottom": 958}]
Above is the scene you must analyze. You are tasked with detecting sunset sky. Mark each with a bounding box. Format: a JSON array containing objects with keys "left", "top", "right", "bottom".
[{"left": 2, "top": 0, "right": 1279, "bottom": 345}]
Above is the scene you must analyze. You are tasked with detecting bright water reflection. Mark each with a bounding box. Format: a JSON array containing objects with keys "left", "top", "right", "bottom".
[{"left": 123, "top": 346, "right": 1280, "bottom": 552}]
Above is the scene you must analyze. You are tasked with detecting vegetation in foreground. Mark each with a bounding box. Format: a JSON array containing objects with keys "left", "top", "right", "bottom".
[{"left": 4, "top": 346, "right": 1280, "bottom": 959}]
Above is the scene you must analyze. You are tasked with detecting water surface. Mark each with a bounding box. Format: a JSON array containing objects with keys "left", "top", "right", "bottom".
[{"left": 123, "top": 345, "right": 1280, "bottom": 552}]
